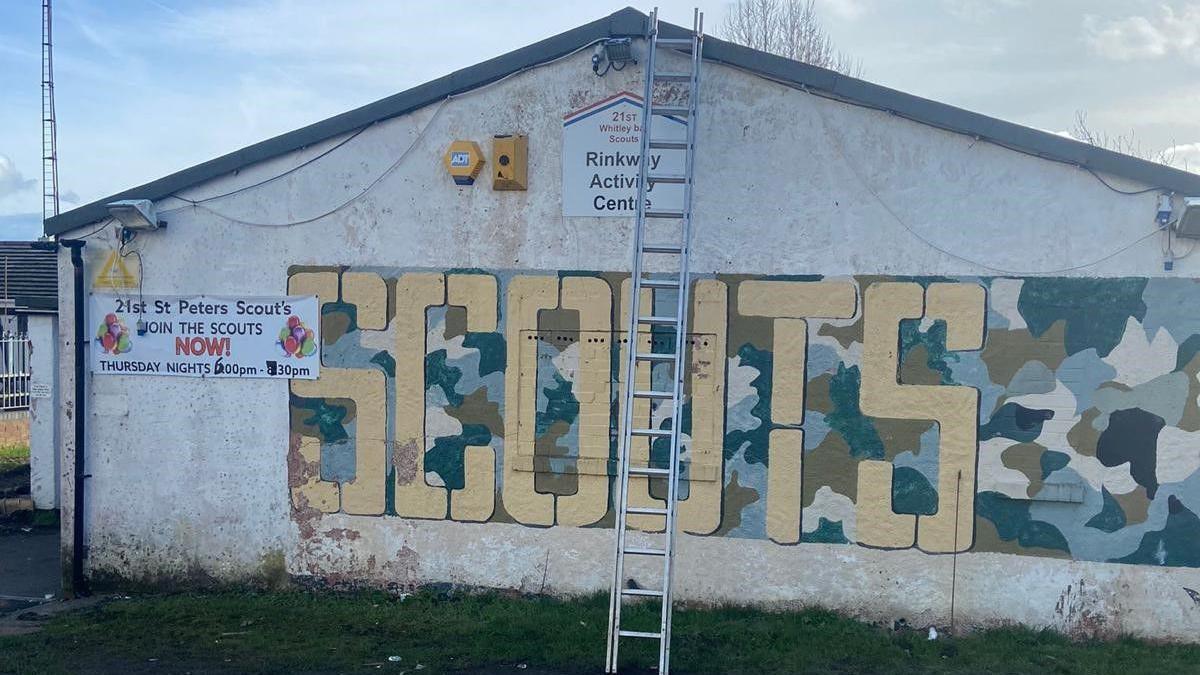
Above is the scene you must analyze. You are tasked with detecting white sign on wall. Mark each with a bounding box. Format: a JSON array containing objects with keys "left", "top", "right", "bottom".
[
  {"left": 89, "top": 294, "right": 321, "bottom": 379},
  {"left": 562, "top": 92, "right": 687, "bottom": 217}
]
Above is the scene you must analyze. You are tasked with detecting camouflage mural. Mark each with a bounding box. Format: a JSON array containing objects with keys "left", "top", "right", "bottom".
[{"left": 286, "top": 267, "right": 1200, "bottom": 568}]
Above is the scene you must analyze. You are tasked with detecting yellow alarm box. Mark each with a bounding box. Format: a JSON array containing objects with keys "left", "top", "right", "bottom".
[
  {"left": 444, "top": 141, "right": 485, "bottom": 186},
  {"left": 492, "top": 134, "right": 528, "bottom": 191}
]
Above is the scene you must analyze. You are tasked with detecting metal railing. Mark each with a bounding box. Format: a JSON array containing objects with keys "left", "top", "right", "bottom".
[{"left": 0, "top": 333, "right": 32, "bottom": 411}]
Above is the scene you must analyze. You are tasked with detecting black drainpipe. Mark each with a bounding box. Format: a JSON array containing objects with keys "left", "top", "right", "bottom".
[
  {"left": 65, "top": 240, "right": 87, "bottom": 596},
  {"left": 32, "top": 238, "right": 87, "bottom": 596}
]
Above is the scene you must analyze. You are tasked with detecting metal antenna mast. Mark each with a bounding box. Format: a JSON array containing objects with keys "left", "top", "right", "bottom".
[{"left": 42, "top": 0, "right": 60, "bottom": 224}]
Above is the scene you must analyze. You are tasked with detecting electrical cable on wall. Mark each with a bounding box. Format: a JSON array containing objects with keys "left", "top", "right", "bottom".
[
  {"left": 162, "top": 98, "right": 449, "bottom": 229},
  {"left": 1083, "top": 167, "right": 1164, "bottom": 196},
  {"left": 1174, "top": 236, "right": 1197, "bottom": 260},
  {"left": 167, "top": 125, "right": 373, "bottom": 206},
  {"left": 1160, "top": 217, "right": 1195, "bottom": 269},
  {"left": 119, "top": 238, "right": 146, "bottom": 323},
  {"left": 111, "top": 39, "right": 1182, "bottom": 255},
  {"left": 718, "top": 61, "right": 1179, "bottom": 198},
  {"left": 809, "top": 94, "right": 1166, "bottom": 276},
  {"left": 75, "top": 218, "right": 114, "bottom": 241},
  {"left": 162, "top": 38, "right": 606, "bottom": 228}
]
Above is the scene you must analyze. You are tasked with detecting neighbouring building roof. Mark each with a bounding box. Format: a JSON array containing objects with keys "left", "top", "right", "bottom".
[
  {"left": 44, "top": 7, "right": 1200, "bottom": 236},
  {"left": 0, "top": 242, "right": 58, "bottom": 313}
]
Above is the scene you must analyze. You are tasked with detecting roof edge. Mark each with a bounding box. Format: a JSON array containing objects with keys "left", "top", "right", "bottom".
[
  {"left": 45, "top": 7, "right": 650, "bottom": 236},
  {"left": 47, "top": 6, "right": 1200, "bottom": 235},
  {"left": 667, "top": 21, "right": 1200, "bottom": 197}
]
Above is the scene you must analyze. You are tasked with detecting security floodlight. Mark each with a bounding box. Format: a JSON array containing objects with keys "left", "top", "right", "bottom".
[
  {"left": 106, "top": 199, "right": 162, "bottom": 231},
  {"left": 603, "top": 38, "right": 634, "bottom": 66},
  {"left": 1176, "top": 197, "right": 1200, "bottom": 239},
  {"left": 593, "top": 37, "right": 636, "bottom": 75}
]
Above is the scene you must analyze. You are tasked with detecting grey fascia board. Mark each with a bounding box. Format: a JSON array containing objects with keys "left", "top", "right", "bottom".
[
  {"left": 691, "top": 32, "right": 1200, "bottom": 195},
  {"left": 46, "top": 6, "right": 1200, "bottom": 236},
  {"left": 45, "top": 8, "right": 648, "bottom": 236}
]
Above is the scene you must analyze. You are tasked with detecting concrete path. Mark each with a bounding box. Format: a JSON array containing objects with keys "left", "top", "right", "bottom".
[
  {"left": 0, "top": 530, "right": 59, "bottom": 600},
  {"left": 0, "top": 530, "right": 62, "bottom": 635},
  {"left": 0, "top": 594, "right": 105, "bottom": 637}
]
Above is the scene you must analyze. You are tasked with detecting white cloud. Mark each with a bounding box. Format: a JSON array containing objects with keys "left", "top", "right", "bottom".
[
  {"left": 822, "top": 0, "right": 867, "bottom": 20},
  {"left": 4, "top": 0, "right": 1197, "bottom": 216},
  {"left": 1160, "top": 141, "right": 1200, "bottom": 172},
  {"left": 1035, "top": 127, "right": 1077, "bottom": 140},
  {"left": 941, "top": 0, "right": 1029, "bottom": 22},
  {"left": 156, "top": 0, "right": 575, "bottom": 91},
  {"left": 1084, "top": 4, "right": 1200, "bottom": 62},
  {"left": 0, "top": 155, "right": 35, "bottom": 200}
]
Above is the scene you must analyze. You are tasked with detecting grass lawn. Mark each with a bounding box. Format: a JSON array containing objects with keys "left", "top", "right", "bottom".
[
  {"left": 0, "top": 443, "right": 28, "bottom": 469},
  {"left": 2, "top": 590, "right": 1198, "bottom": 674},
  {"left": 0, "top": 444, "right": 30, "bottom": 499}
]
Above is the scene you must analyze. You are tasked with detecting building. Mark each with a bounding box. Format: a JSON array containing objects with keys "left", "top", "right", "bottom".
[
  {"left": 43, "top": 9, "right": 1200, "bottom": 640},
  {"left": 0, "top": 241, "right": 58, "bottom": 510},
  {"left": 0, "top": 241, "right": 57, "bottom": 327}
]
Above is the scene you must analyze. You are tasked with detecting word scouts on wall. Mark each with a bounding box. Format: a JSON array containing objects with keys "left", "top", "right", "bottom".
[{"left": 286, "top": 268, "right": 1200, "bottom": 568}]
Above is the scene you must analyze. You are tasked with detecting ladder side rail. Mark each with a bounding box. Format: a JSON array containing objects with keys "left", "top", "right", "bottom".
[
  {"left": 605, "top": 9, "right": 661, "bottom": 673},
  {"left": 659, "top": 16, "right": 703, "bottom": 673}
]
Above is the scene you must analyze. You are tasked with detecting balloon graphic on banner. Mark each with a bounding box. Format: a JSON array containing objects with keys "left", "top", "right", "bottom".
[
  {"left": 277, "top": 315, "right": 316, "bottom": 358},
  {"left": 96, "top": 313, "right": 132, "bottom": 354}
]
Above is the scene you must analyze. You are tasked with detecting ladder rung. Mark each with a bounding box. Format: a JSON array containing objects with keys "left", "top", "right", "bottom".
[
  {"left": 653, "top": 72, "right": 692, "bottom": 82},
  {"left": 655, "top": 38, "right": 694, "bottom": 48},
  {"left": 629, "top": 465, "right": 670, "bottom": 476},
  {"left": 631, "top": 428, "right": 671, "bottom": 437},
  {"left": 647, "top": 174, "right": 687, "bottom": 184},
  {"left": 640, "top": 278, "right": 680, "bottom": 289},
  {"left": 624, "top": 546, "right": 667, "bottom": 556},
  {"left": 642, "top": 244, "right": 682, "bottom": 255},
  {"left": 608, "top": 15, "right": 700, "bottom": 666},
  {"left": 622, "top": 587, "right": 665, "bottom": 597},
  {"left": 619, "top": 630, "right": 663, "bottom": 639},
  {"left": 636, "top": 352, "right": 677, "bottom": 362}
]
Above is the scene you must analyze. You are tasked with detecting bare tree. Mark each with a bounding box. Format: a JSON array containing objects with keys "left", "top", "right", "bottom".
[
  {"left": 721, "top": 0, "right": 862, "bottom": 76},
  {"left": 1072, "top": 110, "right": 1185, "bottom": 170}
]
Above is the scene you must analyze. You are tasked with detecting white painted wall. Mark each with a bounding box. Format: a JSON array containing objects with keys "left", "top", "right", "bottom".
[
  {"left": 54, "top": 46, "right": 1198, "bottom": 634},
  {"left": 29, "top": 313, "right": 58, "bottom": 510}
]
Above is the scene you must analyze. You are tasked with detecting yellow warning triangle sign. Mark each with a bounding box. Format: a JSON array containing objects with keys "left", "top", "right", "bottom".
[{"left": 94, "top": 250, "right": 138, "bottom": 290}]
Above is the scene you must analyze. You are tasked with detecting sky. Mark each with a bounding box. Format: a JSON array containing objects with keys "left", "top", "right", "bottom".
[{"left": 0, "top": 0, "right": 1195, "bottom": 240}]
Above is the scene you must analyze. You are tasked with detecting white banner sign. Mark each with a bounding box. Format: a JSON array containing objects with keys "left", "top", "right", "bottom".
[
  {"left": 89, "top": 294, "right": 321, "bottom": 379},
  {"left": 562, "top": 92, "right": 687, "bottom": 217}
]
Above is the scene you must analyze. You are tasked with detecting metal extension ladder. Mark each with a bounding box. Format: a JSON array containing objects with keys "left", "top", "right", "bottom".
[{"left": 605, "top": 8, "right": 703, "bottom": 675}]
